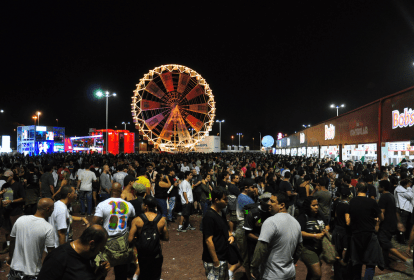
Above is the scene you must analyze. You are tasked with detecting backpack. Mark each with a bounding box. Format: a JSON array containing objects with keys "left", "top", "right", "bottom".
[
  {"left": 242, "top": 203, "right": 260, "bottom": 218},
  {"left": 227, "top": 194, "right": 237, "bottom": 211},
  {"left": 137, "top": 213, "right": 162, "bottom": 258}
]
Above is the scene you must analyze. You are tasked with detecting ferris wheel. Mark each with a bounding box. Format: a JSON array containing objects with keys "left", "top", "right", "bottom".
[{"left": 131, "top": 64, "right": 216, "bottom": 152}]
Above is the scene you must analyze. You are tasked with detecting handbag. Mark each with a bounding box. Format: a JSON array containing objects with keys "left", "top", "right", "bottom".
[{"left": 321, "top": 235, "right": 339, "bottom": 264}]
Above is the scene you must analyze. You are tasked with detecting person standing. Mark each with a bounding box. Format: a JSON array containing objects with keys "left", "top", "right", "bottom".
[
  {"left": 348, "top": 183, "right": 384, "bottom": 280},
  {"left": 377, "top": 180, "right": 413, "bottom": 271},
  {"left": 251, "top": 192, "right": 302, "bottom": 280},
  {"left": 37, "top": 225, "right": 110, "bottom": 280},
  {"left": 202, "top": 187, "right": 235, "bottom": 280},
  {"left": 394, "top": 178, "right": 413, "bottom": 244},
  {"left": 113, "top": 166, "right": 128, "bottom": 188},
  {"left": 167, "top": 169, "right": 179, "bottom": 222},
  {"left": 128, "top": 196, "right": 169, "bottom": 280},
  {"left": 7, "top": 198, "right": 55, "bottom": 279},
  {"left": 153, "top": 173, "right": 171, "bottom": 218},
  {"left": 40, "top": 165, "right": 55, "bottom": 198},
  {"left": 92, "top": 182, "right": 135, "bottom": 280},
  {"left": 313, "top": 177, "right": 332, "bottom": 225},
  {"left": 177, "top": 171, "right": 195, "bottom": 232},
  {"left": 99, "top": 165, "right": 112, "bottom": 201},
  {"left": 278, "top": 172, "right": 297, "bottom": 216},
  {"left": 77, "top": 165, "right": 97, "bottom": 216},
  {"left": 49, "top": 186, "right": 78, "bottom": 248}
]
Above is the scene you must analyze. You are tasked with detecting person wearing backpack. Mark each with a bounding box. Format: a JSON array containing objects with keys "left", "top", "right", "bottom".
[{"left": 129, "top": 195, "right": 169, "bottom": 280}]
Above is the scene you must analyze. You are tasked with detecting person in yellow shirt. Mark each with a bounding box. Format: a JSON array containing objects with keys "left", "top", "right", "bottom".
[{"left": 135, "top": 172, "right": 151, "bottom": 196}]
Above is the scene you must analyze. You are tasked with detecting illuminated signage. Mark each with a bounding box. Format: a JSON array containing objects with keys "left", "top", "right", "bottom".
[
  {"left": 287, "top": 138, "right": 290, "bottom": 146},
  {"left": 277, "top": 133, "right": 283, "bottom": 140},
  {"left": 300, "top": 133, "right": 305, "bottom": 143},
  {"left": 392, "top": 108, "right": 414, "bottom": 129},
  {"left": 36, "top": 126, "right": 46, "bottom": 131},
  {"left": 325, "top": 124, "right": 335, "bottom": 140}
]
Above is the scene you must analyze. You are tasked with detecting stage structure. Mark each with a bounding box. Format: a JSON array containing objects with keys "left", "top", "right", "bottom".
[
  {"left": 17, "top": 126, "right": 65, "bottom": 155},
  {"left": 131, "top": 64, "right": 216, "bottom": 152}
]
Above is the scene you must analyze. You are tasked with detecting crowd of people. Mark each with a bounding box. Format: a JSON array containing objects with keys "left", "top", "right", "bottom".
[{"left": 0, "top": 152, "right": 413, "bottom": 280}]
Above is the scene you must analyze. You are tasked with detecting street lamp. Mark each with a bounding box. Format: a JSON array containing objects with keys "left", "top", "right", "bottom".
[
  {"left": 96, "top": 91, "right": 116, "bottom": 154},
  {"left": 231, "top": 135, "right": 234, "bottom": 146},
  {"left": 36, "top": 112, "right": 41, "bottom": 126},
  {"left": 122, "top": 122, "right": 130, "bottom": 130},
  {"left": 32, "top": 116, "right": 37, "bottom": 125},
  {"left": 303, "top": 124, "right": 311, "bottom": 128},
  {"left": 216, "top": 120, "right": 224, "bottom": 151},
  {"left": 188, "top": 127, "right": 194, "bottom": 137},
  {"left": 0, "top": 110, "right": 3, "bottom": 113},
  {"left": 259, "top": 132, "right": 261, "bottom": 151},
  {"left": 56, "top": 119, "right": 59, "bottom": 126},
  {"left": 330, "top": 104, "right": 345, "bottom": 116},
  {"left": 237, "top": 133, "right": 242, "bottom": 147},
  {"left": 252, "top": 137, "right": 255, "bottom": 150}
]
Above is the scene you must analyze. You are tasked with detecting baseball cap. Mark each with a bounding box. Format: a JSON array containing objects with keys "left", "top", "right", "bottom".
[
  {"left": 124, "top": 175, "right": 135, "bottom": 187},
  {"left": 3, "top": 170, "right": 13, "bottom": 177},
  {"left": 325, "top": 167, "right": 334, "bottom": 173},
  {"left": 132, "top": 182, "right": 146, "bottom": 194}
]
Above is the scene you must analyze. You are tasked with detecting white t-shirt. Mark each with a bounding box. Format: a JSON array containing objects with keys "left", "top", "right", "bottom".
[
  {"left": 11, "top": 215, "right": 55, "bottom": 276},
  {"left": 181, "top": 165, "right": 190, "bottom": 173},
  {"left": 113, "top": 171, "right": 128, "bottom": 188},
  {"left": 79, "top": 170, "right": 97, "bottom": 191},
  {"left": 0, "top": 179, "right": 6, "bottom": 189},
  {"left": 48, "top": 200, "right": 70, "bottom": 248},
  {"left": 95, "top": 197, "right": 135, "bottom": 237},
  {"left": 179, "top": 180, "right": 193, "bottom": 204}
]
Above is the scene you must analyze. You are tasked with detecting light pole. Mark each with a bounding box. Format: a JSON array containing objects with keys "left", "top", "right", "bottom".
[
  {"left": 0, "top": 110, "right": 3, "bottom": 113},
  {"left": 237, "top": 133, "right": 242, "bottom": 147},
  {"left": 32, "top": 116, "right": 37, "bottom": 125},
  {"left": 56, "top": 119, "right": 59, "bottom": 126},
  {"left": 216, "top": 120, "right": 224, "bottom": 151},
  {"left": 330, "top": 104, "right": 345, "bottom": 116},
  {"left": 231, "top": 135, "right": 234, "bottom": 146},
  {"left": 122, "top": 122, "right": 130, "bottom": 130},
  {"left": 252, "top": 137, "right": 254, "bottom": 150},
  {"left": 302, "top": 124, "right": 311, "bottom": 128},
  {"left": 96, "top": 91, "right": 117, "bottom": 154},
  {"left": 37, "top": 111, "right": 41, "bottom": 126},
  {"left": 259, "top": 132, "right": 261, "bottom": 151}
]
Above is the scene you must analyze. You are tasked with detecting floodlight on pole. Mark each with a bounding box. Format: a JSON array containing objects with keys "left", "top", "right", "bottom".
[
  {"left": 95, "top": 90, "right": 116, "bottom": 154},
  {"left": 237, "top": 133, "right": 242, "bottom": 147},
  {"left": 216, "top": 120, "right": 224, "bottom": 151},
  {"left": 303, "top": 124, "right": 311, "bottom": 128},
  {"left": 330, "top": 104, "right": 345, "bottom": 116},
  {"left": 122, "top": 122, "right": 130, "bottom": 130},
  {"left": 259, "top": 132, "right": 261, "bottom": 151},
  {"left": 37, "top": 111, "right": 41, "bottom": 126},
  {"left": 32, "top": 116, "right": 37, "bottom": 125}
]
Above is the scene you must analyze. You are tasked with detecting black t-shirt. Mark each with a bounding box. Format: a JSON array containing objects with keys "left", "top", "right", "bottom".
[
  {"left": 378, "top": 192, "right": 397, "bottom": 233},
  {"left": 244, "top": 204, "right": 271, "bottom": 238},
  {"left": 279, "top": 181, "right": 294, "bottom": 206},
  {"left": 130, "top": 197, "right": 144, "bottom": 217},
  {"left": 202, "top": 209, "right": 229, "bottom": 262},
  {"left": 228, "top": 183, "right": 240, "bottom": 196},
  {"left": 2, "top": 181, "right": 25, "bottom": 216},
  {"left": 367, "top": 184, "right": 377, "bottom": 198},
  {"left": 154, "top": 182, "right": 168, "bottom": 199},
  {"left": 335, "top": 201, "right": 350, "bottom": 232},
  {"left": 37, "top": 242, "right": 98, "bottom": 280},
  {"left": 168, "top": 175, "right": 178, "bottom": 198},
  {"left": 348, "top": 196, "right": 381, "bottom": 234},
  {"left": 296, "top": 213, "right": 325, "bottom": 252}
]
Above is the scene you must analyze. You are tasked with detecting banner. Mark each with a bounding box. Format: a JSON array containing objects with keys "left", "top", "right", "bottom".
[
  {"left": 141, "top": 100, "right": 162, "bottom": 111},
  {"left": 145, "top": 81, "right": 165, "bottom": 99},
  {"left": 188, "top": 103, "right": 209, "bottom": 114},
  {"left": 186, "top": 84, "right": 204, "bottom": 101},
  {"left": 186, "top": 115, "right": 204, "bottom": 132},
  {"left": 177, "top": 73, "right": 190, "bottom": 93},
  {"left": 161, "top": 72, "right": 174, "bottom": 92},
  {"left": 145, "top": 113, "right": 164, "bottom": 130}
]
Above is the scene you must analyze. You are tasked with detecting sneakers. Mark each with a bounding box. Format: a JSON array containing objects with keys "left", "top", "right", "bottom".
[
  {"left": 177, "top": 227, "right": 187, "bottom": 232},
  {"left": 186, "top": 224, "right": 196, "bottom": 231}
]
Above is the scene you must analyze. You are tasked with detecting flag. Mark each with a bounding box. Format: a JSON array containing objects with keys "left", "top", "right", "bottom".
[
  {"left": 334, "top": 155, "right": 339, "bottom": 162},
  {"left": 361, "top": 155, "right": 365, "bottom": 163}
]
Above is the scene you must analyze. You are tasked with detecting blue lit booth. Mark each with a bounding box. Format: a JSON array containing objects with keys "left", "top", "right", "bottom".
[{"left": 17, "top": 126, "right": 65, "bottom": 155}]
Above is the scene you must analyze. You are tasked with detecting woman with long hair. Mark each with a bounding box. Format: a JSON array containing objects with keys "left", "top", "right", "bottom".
[
  {"left": 53, "top": 171, "right": 70, "bottom": 200},
  {"left": 153, "top": 172, "right": 171, "bottom": 218},
  {"left": 296, "top": 196, "right": 329, "bottom": 280}
]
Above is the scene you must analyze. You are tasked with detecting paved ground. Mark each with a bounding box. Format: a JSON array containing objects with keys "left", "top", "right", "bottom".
[{"left": 0, "top": 210, "right": 412, "bottom": 279}]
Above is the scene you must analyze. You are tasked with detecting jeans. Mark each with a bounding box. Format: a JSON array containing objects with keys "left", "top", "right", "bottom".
[
  {"left": 100, "top": 192, "right": 110, "bottom": 202},
  {"left": 200, "top": 201, "right": 209, "bottom": 230},
  {"left": 79, "top": 191, "right": 93, "bottom": 215},
  {"left": 167, "top": 197, "right": 176, "bottom": 220},
  {"left": 156, "top": 198, "right": 168, "bottom": 218}
]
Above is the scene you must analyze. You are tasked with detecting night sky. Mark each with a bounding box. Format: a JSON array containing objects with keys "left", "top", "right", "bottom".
[{"left": 3, "top": 1, "right": 414, "bottom": 149}]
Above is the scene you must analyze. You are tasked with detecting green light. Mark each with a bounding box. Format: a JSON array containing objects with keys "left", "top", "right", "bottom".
[{"left": 94, "top": 90, "right": 103, "bottom": 99}]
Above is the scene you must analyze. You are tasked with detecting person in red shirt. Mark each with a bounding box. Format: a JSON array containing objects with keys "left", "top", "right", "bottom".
[{"left": 57, "top": 163, "right": 70, "bottom": 181}]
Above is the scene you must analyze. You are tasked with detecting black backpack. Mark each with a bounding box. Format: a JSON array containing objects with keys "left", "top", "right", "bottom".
[{"left": 136, "top": 213, "right": 162, "bottom": 258}]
